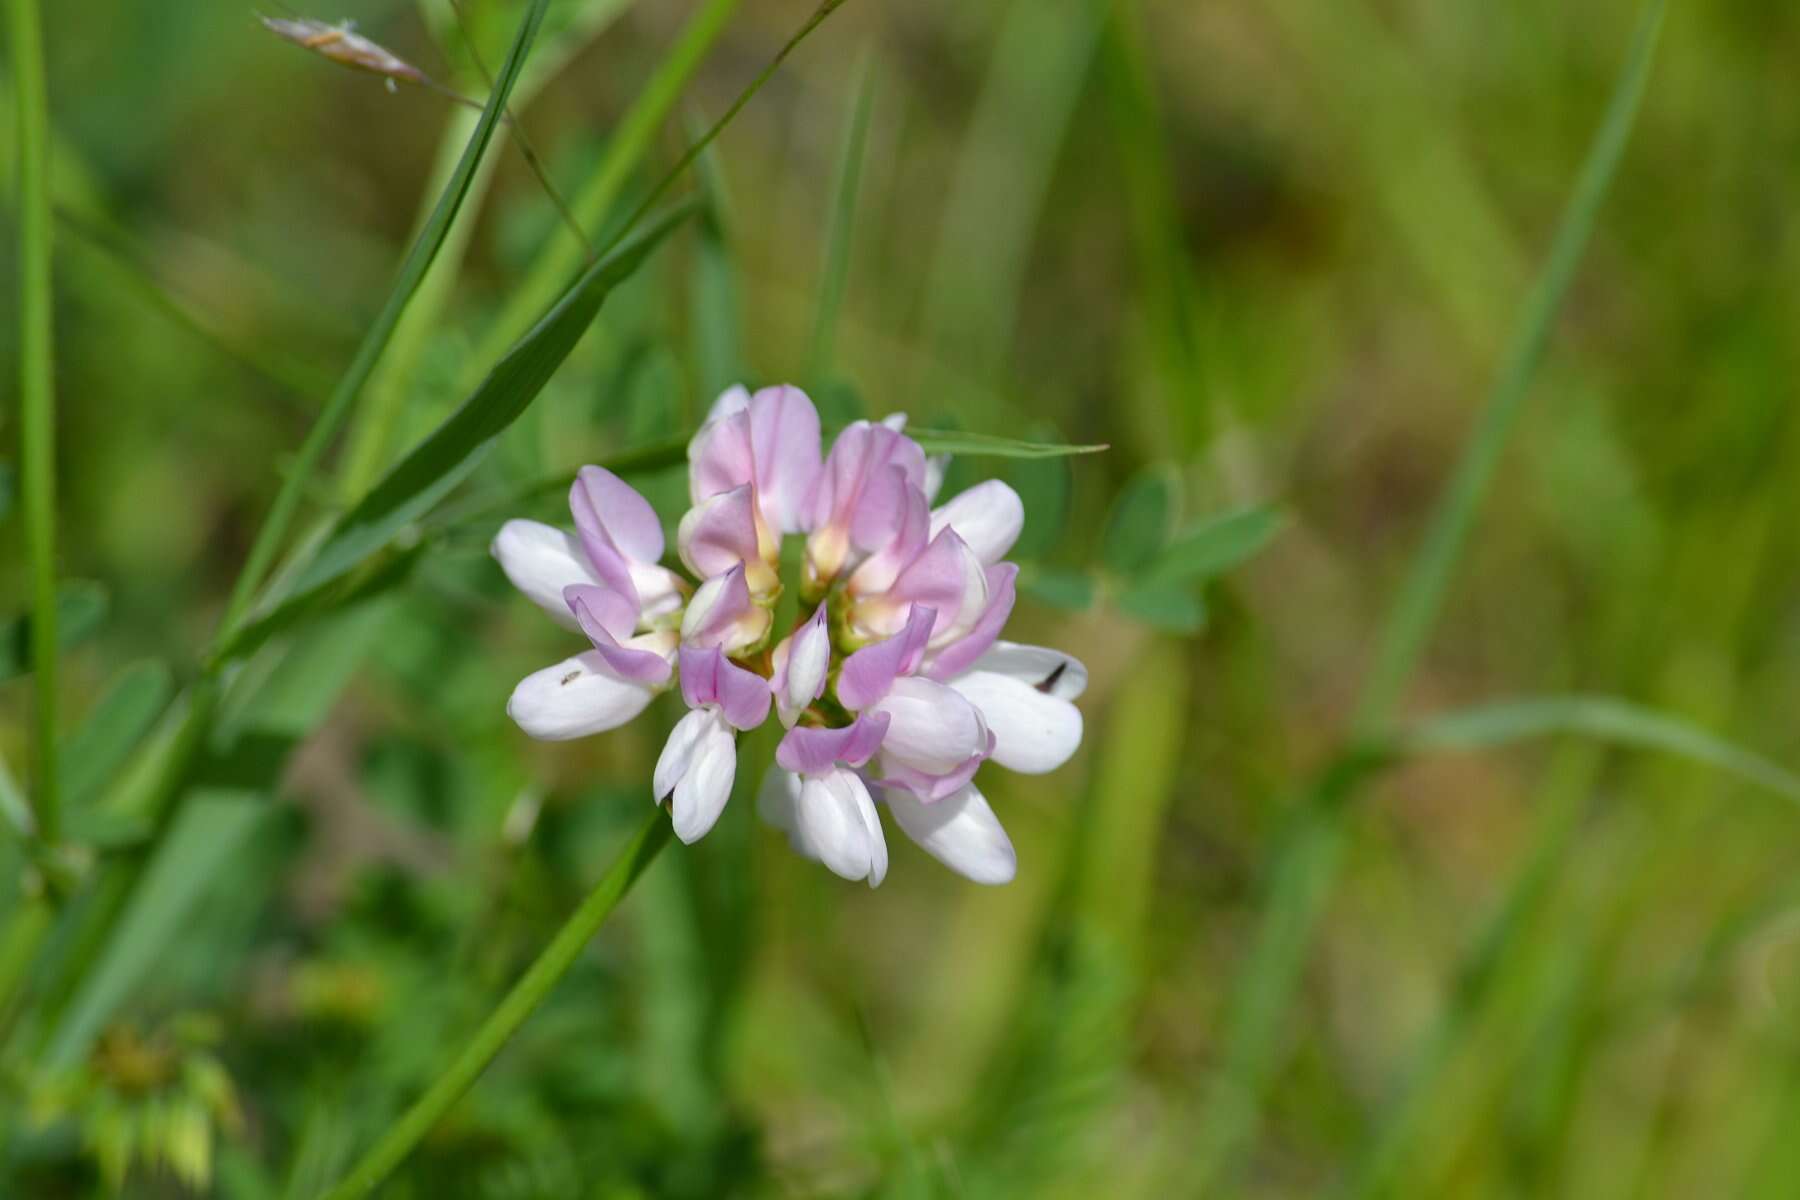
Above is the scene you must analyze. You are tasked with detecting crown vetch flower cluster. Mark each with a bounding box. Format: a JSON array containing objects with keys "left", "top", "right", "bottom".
[{"left": 493, "top": 385, "right": 1086, "bottom": 885}]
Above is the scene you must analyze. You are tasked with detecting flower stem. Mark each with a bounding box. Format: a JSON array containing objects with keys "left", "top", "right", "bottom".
[
  {"left": 320, "top": 810, "right": 674, "bottom": 1200},
  {"left": 10, "top": 0, "right": 59, "bottom": 847}
]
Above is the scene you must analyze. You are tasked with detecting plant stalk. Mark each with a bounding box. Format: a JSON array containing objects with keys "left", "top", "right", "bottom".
[
  {"left": 321, "top": 810, "right": 673, "bottom": 1199},
  {"left": 11, "top": 0, "right": 59, "bottom": 846}
]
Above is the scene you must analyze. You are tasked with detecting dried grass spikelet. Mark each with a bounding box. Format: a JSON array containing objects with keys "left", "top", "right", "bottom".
[{"left": 260, "top": 17, "right": 434, "bottom": 93}]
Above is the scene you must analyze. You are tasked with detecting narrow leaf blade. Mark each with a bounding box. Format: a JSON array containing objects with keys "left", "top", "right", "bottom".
[
  {"left": 1404, "top": 696, "right": 1800, "bottom": 804},
  {"left": 244, "top": 203, "right": 694, "bottom": 631},
  {"left": 905, "top": 429, "right": 1108, "bottom": 459},
  {"left": 58, "top": 660, "right": 174, "bottom": 810}
]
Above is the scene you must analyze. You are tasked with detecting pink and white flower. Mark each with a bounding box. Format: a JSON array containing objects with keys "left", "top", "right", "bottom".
[{"left": 493, "top": 383, "right": 1087, "bottom": 885}]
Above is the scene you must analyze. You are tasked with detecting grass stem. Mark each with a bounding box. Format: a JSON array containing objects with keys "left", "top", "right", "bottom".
[
  {"left": 10, "top": 0, "right": 59, "bottom": 847},
  {"left": 321, "top": 810, "right": 673, "bottom": 1199}
]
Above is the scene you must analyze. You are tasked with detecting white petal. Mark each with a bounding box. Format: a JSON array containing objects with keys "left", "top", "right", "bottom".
[
  {"left": 929, "top": 480, "right": 1024, "bottom": 566},
  {"left": 507, "top": 652, "right": 654, "bottom": 741},
  {"left": 630, "top": 562, "right": 686, "bottom": 625},
  {"left": 654, "top": 708, "right": 711, "bottom": 801},
  {"left": 870, "top": 676, "right": 989, "bottom": 775},
  {"left": 922, "top": 453, "right": 950, "bottom": 503},
  {"left": 781, "top": 616, "right": 831, "bottom": 724},
  {"left": 948, "top": 669, "right": 1083, "bottom": 774},
  {"left": 969, "top": 641, "right": 1088, "bottom": 701},
  {"left": 491, "top": 519, "right": 597, "bottom": 630},
  {"left": 707, "top": 383, "right": 752, "bottom": 422},
  {"left": 885, "top": 782, "right": 1016, "bottom": 885},
  {"left": 756, "top": 767, "right": 807, "bottom": 844},
  {"left": 671, "top": 721, "right": 736, "bottom": 843},
  {"left": 795, "top": 769, "right": 886, "bottom": 885}
]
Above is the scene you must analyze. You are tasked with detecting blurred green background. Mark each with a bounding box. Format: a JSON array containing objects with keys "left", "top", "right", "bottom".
[{"left": 4, "top": 0, "right": 1800, "bottom": 1195}]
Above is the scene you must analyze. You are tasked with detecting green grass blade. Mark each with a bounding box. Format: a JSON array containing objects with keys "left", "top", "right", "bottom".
[
  {"left": 208, "top": 543, "right": 422, "bottom": 667},
  {"left": 688, "top": 125, "right": 744, "bottom": 402},
  {"left": 902, "top": 429, "right": 1109, "bottom": 459},
  {"left": 468, "top": 0, "right": 742, "bottom": 383},
  {"left": 1, "top": 580, "right": 108, "bottom": 683},
  {"left": 1145, "top": 506, "right": 1287, "bottom": 586},
  {"left": 1402, "top": 695, "right": 1800, "bottom": 805},
  {"left": 1190, "top": 3, "right": 1669, "bottom": 1189},
  {"left": 806, "top": 49, "right": 876, "bottom": 389},
  {"left": 218, "top": 0, "right": 555, "bottom": 635},
  {"left": 1099, "top": 0, "right": 1210, "bottom": 453},
  {"left": 231, "top": 202, "right": 692, "bottom": 636},
  {"left": 57, "top": 660, "right": 174, "bottom": 812},
  {"left": 10, "top": 0, "right": 59, "bottom": 845},
  {"left": 599, "top": 0, "right": 854, "bottom": 263},
  {"left": 1355, "top": 0, "right": 1668, "bottom": 736},
  {"left": 337, "top": 0, "right": 644, "bottom": 499},
  {"left": 41, "top": 796, "right": 267, "bottom": 1069},
  {"left": 321, "top": 809, "right": 673, "bottom": 1200}
]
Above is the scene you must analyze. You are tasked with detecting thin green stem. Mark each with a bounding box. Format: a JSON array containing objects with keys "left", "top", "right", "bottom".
[
  {"left": 217, "top": 0, "right": 553, "bottom": 637},
  {"left": 806, "top": 49, "right": 876, "bottom": 388},
  {"left": 321, "top": 810, "right": 673, "bottom": 1199},
  {"left": 467, "top": 0, "right": 743, "bottom": 382},
  {"left": 606, "top": 0, "right": 850, "bottom": 259},
  {"left": 1353, "top": 0, "right": 1667, "bottom": 737},
  {"left": 11, "top": 0, "right": 57, "bottom": 846}
]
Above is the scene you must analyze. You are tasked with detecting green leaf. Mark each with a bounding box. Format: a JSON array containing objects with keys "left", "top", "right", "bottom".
[
  {"left": 1, "top": 580, "right": 108, "bottom": 681},
  {"left": 905, "top": 429, "right": 1109, "bottom": 459},
  {"left": 210, "top": 542, "right": 422, "bottom": 667},
  {"left": 226, "top": 202, "right": 694, "bottom": 651},
  {"left": 806, "top": 50, "right": 876, "bottom": 391},
  {"left": 469, "top": 0, "right": 743, "bottom": 382},
  {"left": 43, "top": 797, "right": 269, "bottom": 1069},
  {"left": 1116, "top": 583, "right": 1206, "bottom": 634},
  {"left": 58, "top": 660, "right": 173, "bottom": 810},
  {"left": 1022, "top": 568, "right": 1097, "bottom": 612},
  {"left": 1402, "top": 696, "right": 1800, "bottom": 803},
  {"left": 1104, "top": 467, "right": 1178, "bottom": 574},
  {"left": 689, "top": 127, "right": 744, "bottom": 402},
  {"left": 220, "top": 0, "right": 557, "bottom": 631},
  {"left": 1145, "top": 505, "right": 1286, "bottom": 585},
  {"left": 0, "top": 460, "right": 14, "bottom": 523}
]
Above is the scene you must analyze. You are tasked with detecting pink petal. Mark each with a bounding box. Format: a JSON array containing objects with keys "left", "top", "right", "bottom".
[
  {"left": 680, "top": 564, "right": 752, "bottom": 649},
  {"left": 809, "top": 421, "right": 928, "bottom": 535},
  {"left": 775, "top": 712, "right": 892, "bottom": 776},
  {"left": 847, "top": 470, "right": 930, "bottom": 595},
  {"left": 926, "top": 563, "right": 1018, "bottom": 681},
  {"left": 677, "top": 485, "right": 763, "bottom": 580},
  {"left": 566, "top": 586, "right": 673, "bottom": 685},
  {"left": 886, "top": 528, "right": 988, "bottom": 643},
  {"left": 747, "top": 385, "right": 822, "bottom": 533},
  {"left": 561, "top": 581, "right": 636, "bottom": 643},
  {"left": 836, "top": 605, "right": 936, "bottom": 710},
  {"left": 687, "top": 408, "right": 756, "bottom": 507},
  {"left": 572, "top": 465, "right": 664, "bottom": 564},
  {"left": 877, "top": 747, "right": 987, "bottom": 803},
  {"left": 678, "top": 644, "right": 772, "bottom": 731}
]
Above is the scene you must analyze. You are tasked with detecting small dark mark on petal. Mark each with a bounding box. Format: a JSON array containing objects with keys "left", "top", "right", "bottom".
[
  {"left": 1036, "top": 662, "right": 1067, "bottom": 693},
  {"left": 561, "top": 670, "right": 582, "bottom": 686}
]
